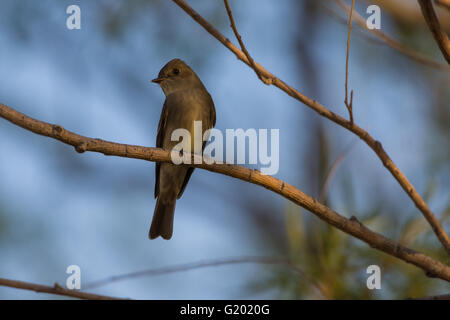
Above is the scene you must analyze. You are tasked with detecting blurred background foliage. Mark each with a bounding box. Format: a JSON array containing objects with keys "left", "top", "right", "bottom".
[{"left": 0, "top": 0, "right": 449, "bottom": 299}]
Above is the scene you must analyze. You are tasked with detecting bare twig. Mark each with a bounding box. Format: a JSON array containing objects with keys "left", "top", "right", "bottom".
[
  {"left": 1, "top": 102, "right": 450, "bottom": 282},
  {"left": 84, "top": 256, "right": 328, "bottom": 298},
  {"left": 0, "top": 277, "right": 125, "bottom": 300},
  {"left": 344, "top": 0, "right": 355, "bottom": 124},
  {"left": 334, "top": 0, "right": 450, "bottom": 71},
  {"left": 223, "top": 0, "right": 272, "bottom": 84},
  {"left": 171, "top": 0, "right": 450, "bottom": 256},
  {"left": 418, "top": 0, "right": 450, "bottom": 64},
  {"left": 319, "top": 140, "right": 357, "bottom": 203}
]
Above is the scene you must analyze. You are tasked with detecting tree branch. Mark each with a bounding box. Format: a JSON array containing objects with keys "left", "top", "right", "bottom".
[
  {"left": 344, "top": 0, "right": 355, "bottom": 124},
  {"left": 363, "top": 0, "right": 450, "bottom": 32},
  {"left": 171, "top": 0, "right": 450, "bottom": 256},
  {"left": 1, "top": 102, "right": 450, "bottom": 282},
  {"left": 0, "top": 277, "right": 125, "bottom": 300},
  {"left": 84, "top": 256, "right": 328, "bottom": 298},
  {"left": 334, "top": 0, "right": 450, "bottom": 71},
  {"left": 223, "top": 0, "right": 272, "bottom": 84},
  {"left": 319, "top": 141, "right": 357, "bottom": 203},
  {"left": 418, "top": 0, "right": 450, "bottom": 64}
]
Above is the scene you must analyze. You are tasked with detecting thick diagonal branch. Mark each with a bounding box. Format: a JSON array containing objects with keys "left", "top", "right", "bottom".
[
  {"left": 1, "top": 102, "right": 450, "bottom": 282},
  {"left": 171, "top": 0, "right": 450, "bottom": 256},
  {"left": 418, "top": 0, "right": 450, "bottom": 64}
]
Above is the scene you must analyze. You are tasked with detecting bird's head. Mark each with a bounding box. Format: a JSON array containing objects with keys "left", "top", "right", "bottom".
[{"left": 152, "top": 59, "right": 201, "bottom": 95}]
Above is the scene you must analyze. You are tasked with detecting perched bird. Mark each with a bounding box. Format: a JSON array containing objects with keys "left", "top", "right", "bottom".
[{"left": 150, "top": 59, "right": 216, "bottom": 240}]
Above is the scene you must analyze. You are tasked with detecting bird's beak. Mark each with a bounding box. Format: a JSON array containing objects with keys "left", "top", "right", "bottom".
[{"left": 151, "top": 77, "right": 165, "bottom": 84}]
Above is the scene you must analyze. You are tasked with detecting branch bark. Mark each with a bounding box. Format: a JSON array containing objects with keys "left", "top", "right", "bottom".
[
  {"left": 0, "top": 277, "right": 125, "bottom": 300},
  {"left": 1, "top": 102, "right": 450, "bottom": 282},
  {"left": 171, "top": 0, "right": 450, "bottom": 256},
  {"left": 418, "top": 0, "right": 450, "bottom": 64}
]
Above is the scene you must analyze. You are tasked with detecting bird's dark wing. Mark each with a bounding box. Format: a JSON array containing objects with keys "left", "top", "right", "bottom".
[
  {"left": 177, "top": 167, "right": 194, "bottom": 199},
  {"left": 154, "top": 100, "right": 168, "bottom": 198}
]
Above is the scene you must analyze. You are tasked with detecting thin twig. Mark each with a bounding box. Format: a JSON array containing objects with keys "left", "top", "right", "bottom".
[
  {"left": 334, "top": 0, "right": 450, "bottom": 71},
  {"left": 319, "top": 140, "right": 357, "bottom": 203},
  {"left": 171, "top": 0, "right": 450, "bottom": 256},
  {"left": 0, "top": 277, "right": 125, "bottom": 300},
  {"left": 1, "top": 102, "right": 450, "bottom": 282},
  {"left": 223, "top": 0, "right": 272, "bottom": 84},
  {"left": 418, "top": 0, "right": 450, "bottom": 64},
  {"left": 84, "top": 256, "right": 328, "bottom": 298},
  {"left": 344, "top": 0, "right": 355, "bottom": 124}
]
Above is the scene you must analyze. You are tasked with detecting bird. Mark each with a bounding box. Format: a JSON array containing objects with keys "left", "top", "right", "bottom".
[{"left": 149, "top": 59, "right": 216, "bottom": 240}]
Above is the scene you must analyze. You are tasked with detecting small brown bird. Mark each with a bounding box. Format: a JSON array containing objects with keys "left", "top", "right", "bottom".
[{"left": 150, "top": 59, "right": 216, "bottom": 240}]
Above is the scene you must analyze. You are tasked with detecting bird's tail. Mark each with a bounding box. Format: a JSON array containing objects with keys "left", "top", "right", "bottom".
[{"left": 149, "top": 197, "right": 176, "bottom": 240}]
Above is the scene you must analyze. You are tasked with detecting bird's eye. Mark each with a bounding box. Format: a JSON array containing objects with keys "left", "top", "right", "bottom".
[{"left": 173, "top": 68, "right": 180, "bottom": 75}]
